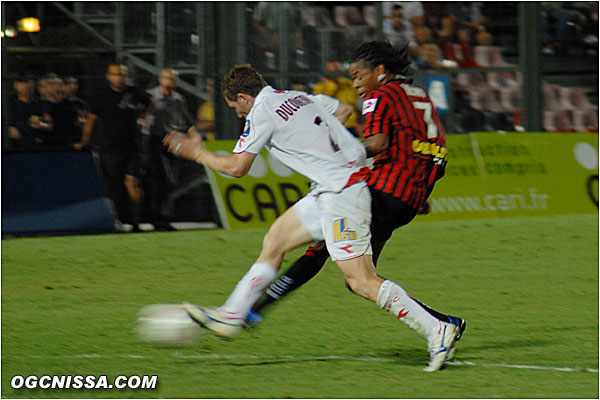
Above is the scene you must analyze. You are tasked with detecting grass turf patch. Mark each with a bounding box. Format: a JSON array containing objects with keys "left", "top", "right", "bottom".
[{"left": 2, "top": 215, "right": 598, "bottom": 398}]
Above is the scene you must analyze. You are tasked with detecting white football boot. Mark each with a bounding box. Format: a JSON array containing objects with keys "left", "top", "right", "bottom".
[
  {"left": 183, "top": 303, "right": 243, "bottom": 338},
  {"left": 424, "top": 320, "right": 460, "bottom": 372},
  {"left": 445, "top": 316, "right": 466, "bottom": 362}
]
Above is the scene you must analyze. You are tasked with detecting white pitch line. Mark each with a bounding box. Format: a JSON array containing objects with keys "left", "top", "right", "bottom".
[
  {"left": 17, "top": 353, "right": 599, "bottom": 373},
  {"left": 449, "top": 360, "right": 599, "bottom": 373}
]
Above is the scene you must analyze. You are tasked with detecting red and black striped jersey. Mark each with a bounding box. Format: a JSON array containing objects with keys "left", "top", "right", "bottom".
[{"left": 362, "top": 79, "right": 447, "bottom": 209}]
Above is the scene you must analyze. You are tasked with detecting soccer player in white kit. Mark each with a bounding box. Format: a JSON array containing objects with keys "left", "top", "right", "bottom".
[{"left": 164, "top": 65, "right": 460, "bottom": 371}]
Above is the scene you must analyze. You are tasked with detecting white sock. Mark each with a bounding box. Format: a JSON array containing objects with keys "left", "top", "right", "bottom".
[
  {"left": 376, "top": 280, "right": 440, "bottom": 339},
  {"left": 220, "top": 262, "right": 278, "bottom": 320}
]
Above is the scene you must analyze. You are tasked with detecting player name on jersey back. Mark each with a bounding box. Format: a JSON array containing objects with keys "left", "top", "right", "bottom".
[{"left": 274, "top": 94, "right": 314, "bottom": 122}]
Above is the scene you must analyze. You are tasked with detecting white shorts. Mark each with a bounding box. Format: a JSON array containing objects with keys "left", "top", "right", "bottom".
[{"left": 293, "top": 182, "right": 372, "bottom": 261}]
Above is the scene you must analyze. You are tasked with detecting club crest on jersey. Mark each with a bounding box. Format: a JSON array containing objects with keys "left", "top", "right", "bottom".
[
  {"left": 234, "top": 120, "right": 251, "bottom": 152},
  {"left": 333, "top": 218, "right": 357, "bottom": 242},
  {"left": 241, "top": 120, "right": 251, "bottom": 138},
  {"left": 362, "top": 98, "right": 378, "bottom": 115}
]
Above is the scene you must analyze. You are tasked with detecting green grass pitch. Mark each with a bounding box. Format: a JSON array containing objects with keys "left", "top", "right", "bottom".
[{"left": 2, "top": 215, "right": 598, "bottom": 398}]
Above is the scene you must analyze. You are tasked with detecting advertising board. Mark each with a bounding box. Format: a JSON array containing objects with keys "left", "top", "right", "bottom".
[{"left": 205, "top": 133, "right": 598, "bottom": 229}]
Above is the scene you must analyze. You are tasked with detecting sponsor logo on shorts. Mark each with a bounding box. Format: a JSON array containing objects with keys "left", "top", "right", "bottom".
[
  {"left": 333, "top": 218, "right": 357, "bottom": 242},
  {"left": 339, "top": 244, "right": 354, "bottom": 254}
]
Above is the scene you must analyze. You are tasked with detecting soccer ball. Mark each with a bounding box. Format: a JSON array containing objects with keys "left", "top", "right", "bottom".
[{"left": 136, "top": 304, "right": 202, "bottom": 345}]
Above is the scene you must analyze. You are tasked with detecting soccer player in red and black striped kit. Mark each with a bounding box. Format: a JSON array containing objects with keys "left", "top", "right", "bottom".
[{"left": 249, "top": 41, "right": 465, "bottom": 362}]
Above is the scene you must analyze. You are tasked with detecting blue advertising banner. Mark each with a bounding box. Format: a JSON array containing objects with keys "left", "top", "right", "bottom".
[
  {"left": 425, "top": 76, "right": 450, "bottom": 114},
  {"left": 2, "top": 151, "right": 116, "bottom": 234}
]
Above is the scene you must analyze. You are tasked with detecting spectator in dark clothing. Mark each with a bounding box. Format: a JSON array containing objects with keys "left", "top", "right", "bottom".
[
  {"left": 63, "top": 76, "right": 89, "bottom": 144},
  {"left": 74, "top": 64, "right": 150, "bottom": 232},
  {"left": 541, "top": 2, "right": 597, "bottom": 55},
  {"left": 8, "top": 77, "right": 45, "bottom": 150},
  {"left": 44, "top": 75, "right": 79, "bottom": 149},
  {"left": 444, "top": 27, "right": 481, "bottom": 68},
  {"left": 36, "top": 74, "right": 56, "bottom": 143},
  {"left": 143, "top": 67, "right": 195, "bottom": 231},
  {"left": 384, "top": 5, "right": 413, "bottom": 46}
]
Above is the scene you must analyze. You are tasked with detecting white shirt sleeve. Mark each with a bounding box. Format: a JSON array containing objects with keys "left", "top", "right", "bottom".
[
  {"left": 307, "top": 93, "right": 340, "bottom": 116},
  {"left": 233, "top": 104, "right": 275, "bottom": 154}
]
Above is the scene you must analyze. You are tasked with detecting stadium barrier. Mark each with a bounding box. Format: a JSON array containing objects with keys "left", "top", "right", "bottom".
[
  {"left": 426, "top": 132, "right": 598, "bottom": 221},
  {"left": 205, "top": 132, "right": 598, "bottom": 229},
  {"left": 2, "top": 133, "right": 595, "bottom": 235},
  {"left": 2, "top": 151, "right": 116, "bottom": 235}
]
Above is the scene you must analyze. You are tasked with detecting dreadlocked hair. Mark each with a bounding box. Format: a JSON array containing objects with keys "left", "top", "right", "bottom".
[{"left": 350, "top": 41, "right": 413, "bottom": 82}]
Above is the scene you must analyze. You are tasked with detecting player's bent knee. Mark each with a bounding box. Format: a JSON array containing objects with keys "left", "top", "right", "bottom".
[
  {"left": 263, "top": 211, "right": 311, "bottom": 254},
  {"left": 262, "top": 224, "right": 288, "bottom": 248},
  {"left": 345, "top": 278, "right": 370, "bottom": 299},
  {"left": 258, "top": 227, "right": 292, "bottom": 265},
  {"left": 261, "top": 233, "right": 285, "bottom": 259},
  {"left": 345, "top": 280, "right": 356, "bottom": 294}
]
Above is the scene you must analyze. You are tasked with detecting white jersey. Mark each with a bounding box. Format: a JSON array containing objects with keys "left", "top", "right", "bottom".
[{"left": 233, "top": 86, "right": 367, "bottom": 193}]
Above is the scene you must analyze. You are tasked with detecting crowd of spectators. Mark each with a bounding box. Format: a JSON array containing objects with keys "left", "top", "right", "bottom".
[
  {"left": 5, "top": 65, "right": 217, "bottom": 232},
  {"left": 541, "top": 2, "right": 599, "bottom": 56},
  {"left": 287, "top": 2, "right": 595, "bottom": 134},
  {"left": 376, "top": 1, "right": 597, "bottom": 133},
  {"left": 7, "top": 2, "right": 598, "bottom": 149},
  {"left": 381, "top": 2, "right": 490, "bottom": 70},
  {"left": 6, "top": 3, "right": 598, "bottom": 149},
  {"left": 7, "top": 74, "right": 88, "bottom": 151}
]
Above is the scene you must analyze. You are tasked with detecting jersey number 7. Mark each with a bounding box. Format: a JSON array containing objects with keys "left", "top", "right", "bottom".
[{"left": 413, "top": 101, "right": 439, "bottom": 139}]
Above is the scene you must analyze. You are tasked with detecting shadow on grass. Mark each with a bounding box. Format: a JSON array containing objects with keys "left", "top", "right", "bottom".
[
  {"left": 163, "top": 337, "right": 554, "bottom": 369},
  {"left": 170, "top": 348, "right": 431, "bottom": 368}
]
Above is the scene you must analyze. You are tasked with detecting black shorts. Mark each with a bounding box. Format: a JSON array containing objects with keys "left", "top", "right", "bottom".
[
  {"left": 369, "top": 184, "right": 435, "bottom": 242},
  {"left": 99, "top": 152, "right": 144, "bottom": 180}
]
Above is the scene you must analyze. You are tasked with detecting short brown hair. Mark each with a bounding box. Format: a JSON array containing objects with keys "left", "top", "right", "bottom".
[{"left": 222, "top": 64, "right": 267, "bottom": 101}]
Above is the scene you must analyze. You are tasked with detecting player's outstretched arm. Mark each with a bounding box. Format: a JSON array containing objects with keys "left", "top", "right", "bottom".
[
  {"left": 196, "top": 147, "right": 256, "bottom": 178},
  {"left": 363, "top": 134, "right": 389, "bottom": 158},
  {"left": 334, "top": 102, "right": 353, "bottom": 125},
  {"left": 164, "top": 127, "right": 256, "bottom": 178}
]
